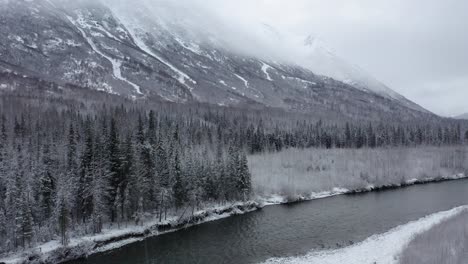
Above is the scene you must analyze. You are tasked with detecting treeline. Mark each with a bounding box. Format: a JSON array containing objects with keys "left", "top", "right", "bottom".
[
  {"left": 226, "top": 119, "right": 467, "bottom": 153},
  {"left": 0, "top": 97, "right": 467, "bottom": 253}
]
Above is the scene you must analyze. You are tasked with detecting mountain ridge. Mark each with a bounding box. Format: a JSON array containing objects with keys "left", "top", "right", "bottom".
[{"left": 0, "top": 0, "right": 433, "bottom": 122}]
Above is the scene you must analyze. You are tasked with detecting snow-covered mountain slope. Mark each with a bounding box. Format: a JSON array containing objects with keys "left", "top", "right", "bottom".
[
  {"left": 297, "top": 35, "right": 429, "bottom": 113},
  {"left": 0, "top": 0, "right": 433, "bottom": 121}
]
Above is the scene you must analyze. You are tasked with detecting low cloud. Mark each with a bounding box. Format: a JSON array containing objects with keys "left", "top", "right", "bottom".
[{"left": 55, "top": 0, "right": 468, "bottom": 116}]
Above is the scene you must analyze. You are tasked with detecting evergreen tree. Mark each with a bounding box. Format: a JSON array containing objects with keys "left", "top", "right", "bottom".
[
  {"left": 79, "top": 118, "right": 94, "bottom": 223},
  {"left": 113, "top": 186, "right": 122, "bottom": 227},
  {"left": 121, "top": 134, "right": 135, "bottom": 221},
  {"left": 108, "top": 117, "right": 121, "bottom": 222},
  {"left": 173, "top": 150, "right": 186, "bottom": 209},
  {"left": 39, "top": 142, "right": 56, "bottom": 222},
  {"left": 136, "top": 114, "right": 145, "bottom": 146},
  {"left": 227, "top": 145, "right": 240, "bottom": 200},
  {"left": 16, "top": 191, "right": 34, "bottom": 248},
  {"left": 89, "top": 135, "right": 110, "bottom": 234},
  {"left": 123, "top": 187, "right": 132, "bottom": 224},
  {"left": 56, "top": 189, "right": 70, "bottom": 246},
  {"left": 148, "top": 110, "right": 157, "bottom": 146},
  {"left": 237, "top": 152, "right": 252, "bottom": 201}
]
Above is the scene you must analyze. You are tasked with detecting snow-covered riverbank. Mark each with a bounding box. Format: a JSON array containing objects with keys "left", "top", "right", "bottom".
[
  {"left": 399, "top": 208, "right": 468, "bottom": 264},
  {"left": 1, "top": 174, "right": 466, "bottom": 264},
  {"left": 262, "top": 205, "right": 468, "bottom": 264},
  {"left": 0, "top": 202, "right": 261, "bottom": 264},
  {"left": 260, "top": 173, "right": 467, "bottom": 205}
]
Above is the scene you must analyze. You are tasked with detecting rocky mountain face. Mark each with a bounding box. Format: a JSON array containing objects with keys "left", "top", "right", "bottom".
[{"left": 0, "top": 0, "right": 434, "bottom": 121}]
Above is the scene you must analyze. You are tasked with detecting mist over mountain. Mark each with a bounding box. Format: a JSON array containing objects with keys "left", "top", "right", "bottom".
[
  {"left": 0, "top": 0, "right": 433, "bottom": 121},
  {"left": 455, "top": 113, "right": 468, "bottom": 120}
]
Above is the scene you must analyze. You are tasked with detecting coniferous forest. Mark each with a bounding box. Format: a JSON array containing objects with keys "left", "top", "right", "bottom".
[{"left": 0, "top": 92, "right": 467, "bottom": 253}]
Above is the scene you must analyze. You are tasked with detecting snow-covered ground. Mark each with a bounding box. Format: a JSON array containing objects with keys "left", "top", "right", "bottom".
[
  {"left": 399, "top": 208, "right": 468, "bottom": 264},
  {"left": 250, "top": 147, "right": 468, "bottom": 198},
  {"left": 262, "top": 206, "right": 468, "bottom": 264},
  {"left": 259, "top": 173, "right": 466, "bottom": 206}
]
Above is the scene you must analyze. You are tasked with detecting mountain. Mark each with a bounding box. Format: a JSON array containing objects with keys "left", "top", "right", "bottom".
[
  {"left": 454, "top": 113, "right": 468, "bottom": 120},
  {"left": 298, "top": 35, "right": 429, "bottom": 113},
  {"left": 0, "top": 0, "right": 433, "bottom": 121}
]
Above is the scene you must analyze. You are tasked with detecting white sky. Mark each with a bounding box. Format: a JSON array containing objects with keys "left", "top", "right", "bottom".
[{"left": 203, "top": 0, "right": 468, "bottom": 116}]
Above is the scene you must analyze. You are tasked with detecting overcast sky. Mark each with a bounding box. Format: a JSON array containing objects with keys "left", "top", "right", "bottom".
[{"left": 205, "top": 0, "right": 468, "bottom": 116}]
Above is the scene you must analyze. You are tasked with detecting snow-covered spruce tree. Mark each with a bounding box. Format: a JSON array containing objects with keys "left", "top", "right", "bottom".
[
  {"left": 113, "top": 186, "right": 122, "bottom": 228},
  {"left": 212, "top": 141, "right": 226, "bottom": 202},
  {"left": 173, "top": 149, "right": 187, "bottom": 210},
  {"left": 55, "top": 184, "right": 70, "bottom": 246},
  {"left": 79, "top": 117, "right": 95, "bottom": 224},
  {"left": 138, "top": 142, "right": 155, "bottom": 211},
  {"left": 16, "top": 190, "right": 34, "bottom": 249},
  {"left": 0, "top": 115, "right": 8, "bottom": 251},
  {"left": 89, "top": 134, "right": 110, "bottom": 234},
  {"left": 6, "top": 144, "right": 27, "bottom": 250},
  {"left": 184, "top": 153, "right": 195, "bottom": 202},
  {"left": 136, "top": 114, "right": 145, "bottom": 146},
  {"left": 123, "top": 187, "right": 132, "bottom": 226},
  {"left": 66, "top": 122, "right": 80, "bottom": 229},
  {"left": 0, "top": 207, "right": 6, "bottom": 250},
  {"left": 108, "top": 117, "right": 122, "bottom": 223},
  {"left": 39, "top": 141, "right": 56, "bottom": 226},
  {"left": 134, "top": 196, "right": 144, "bottom": 226},
  {"left": 121, "top": 133, "right": 135, "bottom": 223},
  {"left": 155, "top": 138, "right": 170, "bottom": 221},
  {"left": 237, "top": 152, "right": 252, "bottom": 201},
  {"left": 226, "top": 144, "right": 241, "bottom": 200},
  {"left": 148, "top": 110, "right": 157, "bottom": 146}
]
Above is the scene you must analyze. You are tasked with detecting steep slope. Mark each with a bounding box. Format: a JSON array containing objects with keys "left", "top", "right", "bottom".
[
  {"left": 298, "top": 35, "right": 429, "bottom": 113},
  {"left": 0, "top": 0, "right": 433, "bottom": 121}
]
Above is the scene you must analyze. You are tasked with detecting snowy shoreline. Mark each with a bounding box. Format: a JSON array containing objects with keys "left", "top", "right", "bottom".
[
  {"left": 1, "top": 173, "right": 466, "bottom": 264},
  {"left": 262, "top": 206, "right": 468, "bottom": 264},
  {"left": 260, "top": 173, "right": 467, "bottom": 205},
  {"left": 400, "top": 207, "right": 468, "bottom": 263}
]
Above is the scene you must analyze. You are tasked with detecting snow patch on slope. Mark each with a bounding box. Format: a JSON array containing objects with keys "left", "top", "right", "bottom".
[
  {"left": 262, "top": 205, "right": 468, "bottom": 264},
  {"left": 173, "top": 36, "right": 203, "bottom": 56},
  {"left": 234, "top": 73, "right": 249, "bottom": 88},
  {"left": 115, "top": 16, "right": 197, "bottom": 90},
  {"left": 261, "top": 62, "right": 273, "bottom": 81},
  {"left": 67, "top": 14, "right": 142, "bottom": 94}
]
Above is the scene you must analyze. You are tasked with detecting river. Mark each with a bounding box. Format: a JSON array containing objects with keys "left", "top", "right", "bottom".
[{"left": 70, "top": 179, "right": 468, "bottom": 264}]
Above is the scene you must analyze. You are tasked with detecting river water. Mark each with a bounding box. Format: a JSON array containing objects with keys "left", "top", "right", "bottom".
[{"left": 70, "top": 179, "right": 468, "bottom": 264}]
